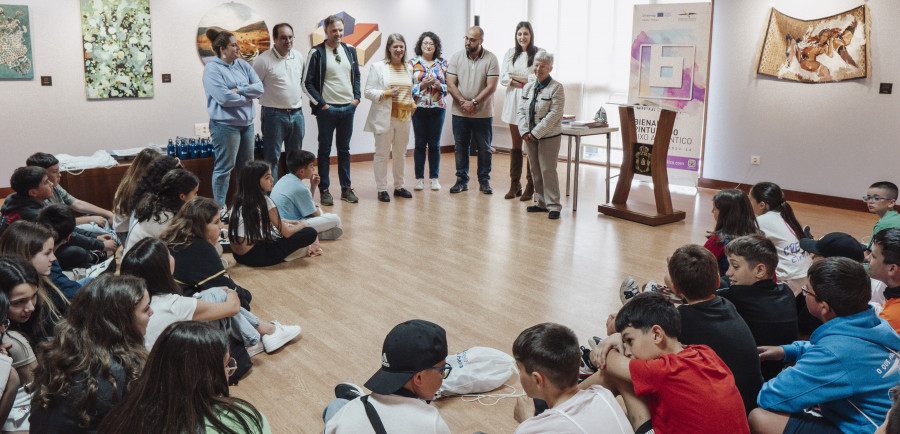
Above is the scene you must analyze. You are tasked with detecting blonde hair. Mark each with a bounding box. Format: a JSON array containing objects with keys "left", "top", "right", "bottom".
[{"left": 383, "top": 33, "right": 407, "bottom": 64}]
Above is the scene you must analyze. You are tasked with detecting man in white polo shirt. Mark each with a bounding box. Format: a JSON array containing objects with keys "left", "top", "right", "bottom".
[
  {"left": 446, "top": 26, "right": 500, "bottom": 194},
  {"left": 253, "top": 23, "right": 305, "bottom": 181}
]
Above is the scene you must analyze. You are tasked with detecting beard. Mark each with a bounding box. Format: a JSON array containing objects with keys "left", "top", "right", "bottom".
[{"left": 466, "top": 44, "right": 480, "bottom": 54}]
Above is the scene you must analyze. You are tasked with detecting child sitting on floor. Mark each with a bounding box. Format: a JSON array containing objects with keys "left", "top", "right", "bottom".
[
  {"left": 718, "top": 234, "right": 798, "bottom": 380},
  {"left": 583, "top": 292, "right": 750, "bottom": 433},
  {"left": 271, "top": 150, "right": 343, "bottom": 240},
  {"left": 512, "top": 322, "right": 632, "bottom": 433}
]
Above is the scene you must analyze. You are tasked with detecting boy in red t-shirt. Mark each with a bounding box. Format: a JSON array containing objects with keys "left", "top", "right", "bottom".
[{"left": 583, "top": 292, "right": 750, "bottom": 434}]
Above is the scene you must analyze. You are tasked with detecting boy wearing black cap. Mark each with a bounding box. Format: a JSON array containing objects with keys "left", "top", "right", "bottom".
[
  {"left": 323, "top": 319, "right": 451, "bottom": 433},
  {"left": 799, "top": 232, "right": 865, "bottom": 263}
]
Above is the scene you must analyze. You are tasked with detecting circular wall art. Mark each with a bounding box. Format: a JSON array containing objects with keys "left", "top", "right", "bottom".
[{"left": 196, "top": 2, "right": 270, "bottom": 64}]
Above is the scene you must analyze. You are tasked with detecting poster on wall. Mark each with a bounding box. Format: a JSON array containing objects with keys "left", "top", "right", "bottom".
[
  {"left": 0, "top": 5, "right": 33, "bottom": 79},
  {"left": 80, "top": 0, "right": 153, "bottom": 99},
  {"left": 197, "top": 3, "right": 269, "bottom": 65},
  {"left": 628, "top": 3, "right": 712, "bottom": 187},
  {"left": 756, "top": 6, "right": 869, "bottom": 83}
]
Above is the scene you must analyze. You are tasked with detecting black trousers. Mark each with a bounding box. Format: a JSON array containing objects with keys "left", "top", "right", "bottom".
[{"left": 233, "top": 227, "right": 318, "bottom": 267}]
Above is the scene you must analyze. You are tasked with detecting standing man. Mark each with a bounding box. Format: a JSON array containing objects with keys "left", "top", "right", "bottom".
[
  {"left": 446, "top": 26, "right": 500, "bottom": 194},
  {"left": 253, "top": 23, "right": 305, "bottom": 181},
  {"left": 304, "top": 15, "right": 361, "bottom": 205}
]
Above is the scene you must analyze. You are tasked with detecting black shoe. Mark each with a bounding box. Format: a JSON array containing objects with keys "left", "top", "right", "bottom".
[
  {"left": 393, "top": 188, "right": 412, "bottom": 198},
  {"left": 549, "top": 211, "right": 561, "bottom": 220},
  {"left": 479, "top": 182, "right": 493, "bottom": 194},
  {"left": 377, "top": 191, "right": 390, "bottom": 202},
  {"left": 526, "top": 205, "right": 549, "bottom": 213},
  {"left": 449, "top": 181, "right": 468, "bottom": 194}
]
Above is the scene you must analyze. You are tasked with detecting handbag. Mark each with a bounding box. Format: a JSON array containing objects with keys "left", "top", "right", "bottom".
[{"left": 436, "top": 347, "right": 517, "bottom": 398}]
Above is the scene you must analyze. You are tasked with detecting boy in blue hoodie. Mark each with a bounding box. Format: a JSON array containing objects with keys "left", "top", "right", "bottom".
[{"left": 750, "top": 257, "right": 900, "bottom": 434}]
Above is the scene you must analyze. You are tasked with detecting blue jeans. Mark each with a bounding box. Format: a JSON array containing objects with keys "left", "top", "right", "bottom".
[
  {"left": 261, "top": 107, "right": 304, "bottom": 180},
  {"left": 209, "top": 120, "right": 254, "bottom": 207},
  {"left": 196, "top": 288, "right": 261, "bottom": 346},
  {"left": 315, "top": 104, "right": 356, "bottom": 192},
  {"left": 452, "top": 115, "right": 492, "bottom": 183},
  {"left": 412, "top": 107, "right": 445, "bottom": 179},
  {"left": 322, "top": 398, "right": 350, "bottom": 423}
]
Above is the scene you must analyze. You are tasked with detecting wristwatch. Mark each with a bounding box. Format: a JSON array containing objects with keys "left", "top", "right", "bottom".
[{"left": 471, "top": 99, "right": 479, "bottom": 107}]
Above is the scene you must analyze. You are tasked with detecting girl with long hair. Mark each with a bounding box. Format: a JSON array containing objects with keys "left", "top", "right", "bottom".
[
  {"left": 749, "top": 182, "right": 813, "bottom": 294},
  {"left": 501, "top": 21, "right": 538, "bottom": 200},
  {"left": 0, "top": 221, "right": 68, "bottom": 341},
  {"left": 707, "top": 189, "right": 762, "bottom": 277},
  {"left": 0, "top": 257, "right": 37, "bottom": 433},
  {"left": 364, "top": 33, "right": 416, "bottom": 202},
  {"left": 409, "top": 31, "right": 448, "bottom": 191},
  {"left": 112, "top": 148, "right": 161, "bottom": 238},
  {"left": 228, "top": 161, "right": 318, "bottom": 267},
  {"left": 122, "top": 237, "right": 299, "bottom": 354},
  {"left": 128, "top": 155, "right": 182, "bottom": 216},
  {"left": 98, "top": 321, "right": 271, "bottom": 433},
  {"left": 123, "top": 168, "right": 199, "bottom": 255},
  {"left": 29, "top": 274, "right": 151, "bottom": 432}
]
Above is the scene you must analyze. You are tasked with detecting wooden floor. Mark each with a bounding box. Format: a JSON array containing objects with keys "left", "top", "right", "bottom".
[{"left": 224, "top": 152, "right": 875, "bottom": 433}]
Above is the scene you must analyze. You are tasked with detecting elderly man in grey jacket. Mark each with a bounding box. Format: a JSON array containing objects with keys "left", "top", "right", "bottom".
[{"left": 517, "top": 50, "right": 565, "bottom": 220}]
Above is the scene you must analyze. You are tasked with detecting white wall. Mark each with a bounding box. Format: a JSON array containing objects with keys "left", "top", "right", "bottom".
[
  {"left": 704, "top": 0, "right": 899, "bottom": 199},
  {"left": 0, "top": 0, "right": 467, "bottom": 184}
]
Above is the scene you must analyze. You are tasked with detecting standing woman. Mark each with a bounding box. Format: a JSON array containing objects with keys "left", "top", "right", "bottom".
[
  {"left": 99, "top": 322, "right": 271, "bottom": 433},
  {"left": 202, "top": 29, "right": 264, "bottom": 218},
  {"left": 517, "top": 50, "right": 565, "bottom": 220},
  {"left": 29, "top": 274, "right": 152, "bottom": 433},
  {"left": 409, "top": 32, "right": 448, "bottom": 191},
  {"left": 502, "top": 22, "right": 537, "bottom": 200},
  {"left": 364, "top": 33, "right": 416, "bottom": 202}
]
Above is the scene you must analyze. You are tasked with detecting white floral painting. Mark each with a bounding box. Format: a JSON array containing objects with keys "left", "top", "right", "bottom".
[{"left": 80, "top": 0, "right": 153, "bottom": 99}]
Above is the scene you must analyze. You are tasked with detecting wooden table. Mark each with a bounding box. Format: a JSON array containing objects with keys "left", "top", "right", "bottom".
[{"left": 561, "top": 126, "right": 619, "bottom": 211}]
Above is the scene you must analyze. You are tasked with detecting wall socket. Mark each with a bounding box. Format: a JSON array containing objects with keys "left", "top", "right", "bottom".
[
  {"left": 750, "top": 155, "right": 761, "bottom": 165},
  {"left": 194, "top": 123, "right": 210, "bottom": 138}
]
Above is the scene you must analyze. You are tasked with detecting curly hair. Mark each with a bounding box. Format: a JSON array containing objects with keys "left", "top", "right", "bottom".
[
  {"left": 133, "top": 169, "right": 199, "bottom": 224},
  {"left": 31, "top": 274, "right": 148, "bottom": 429},
  {"left": 160, "top": 197, "right": 221, "bottom": 250},
  {"left": 128, "top": 156, "right": 181, "bottom": 214},
  {"left": 228, "top": 161, "right": 275, "bottom": 245},
  {"left": 113, "top": 148, "right": 161, "bottom": 218},
  {"left": 99, "top": 322, "right": 264, "bottom": 434},
  {"left": 414, "top": 31, "right": 442, "bottom": 59}
]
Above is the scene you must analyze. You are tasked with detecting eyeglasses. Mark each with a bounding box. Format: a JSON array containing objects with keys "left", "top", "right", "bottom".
[
  {"left": 862, "top": 195, "right": 894, "bottom": 202},
  {"left": 333, "top": 47, "right": 341, "bottom": 64},
  {"left": 422, "top": 362, "right": 453, "bottom": 379},
  {"left": 421, "top": 42, "right": 435, "bottom": 47},
  {"left": 801, "top": 284, "right": 820, "bottom": 301},
  {"left": 225, "top": 357, "right": 237, "bottom": 378}
]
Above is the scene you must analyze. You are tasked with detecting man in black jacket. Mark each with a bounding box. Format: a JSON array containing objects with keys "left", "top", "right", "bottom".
[{"left": 304, "top": 14, "right": 361, "bottom": 206}]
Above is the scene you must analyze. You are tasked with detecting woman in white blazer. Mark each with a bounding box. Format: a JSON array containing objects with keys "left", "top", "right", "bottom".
[{"left": 364, "top": 33, "right": 416, "bottom": 202}]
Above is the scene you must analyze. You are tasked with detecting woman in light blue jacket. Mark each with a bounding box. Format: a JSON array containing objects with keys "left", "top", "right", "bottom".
[
  {"left": 202, "top": 29, "right": 263, "bottom": 216},
  {"left": 363, "top": 33, "right": 415, "bottom": 203}
]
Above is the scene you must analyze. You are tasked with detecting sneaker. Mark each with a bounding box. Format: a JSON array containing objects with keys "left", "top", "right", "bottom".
[
  {"left": 219, "top": 228, "right": 232, "bottom": 254},
  {"left": 246, "top": 342, "right": 264, "bottom": 358},
  {"left": 393, "top": 188, "right": 412, "bottom": 198},
  {"left": 449, "top": 180, "right": 468, "bottom": 194},
  {"left": 261, "top": 321, "right": 302, "bottom": 353},
  {"left": 578, "top": 346, "right": 597, "bottom": 378},
  {"left": 644, "top": 281, "right": 684, "bottom": 304},
  {"left": 321, "top": 190, "right": 334, "bottom": 206},
  {"left": 587, "top": 336, "right": 603, "bottom": 350},
  {"left": 414, "top": 179, "right": 425, "bottom": 191},
  {"left": 377, "top": 191, "right": 390, "bottom": 202},
  {"left": 548, "top": 211, "right": 561, "bottom": 220},
  {"left": 341, "top": 188, "right": 359, "bottom": 203},
  {"left": 334, "top": 382, "right": 365, "bottom": 401},
  {"left": 431, "top": 179, "right": 441, "bottom": 191},
  {"left": 620, "top": 276, "right": 640, "bottom": 305},
  {"left": 219, "top": 207, "right": 230, "bottom": 224}
]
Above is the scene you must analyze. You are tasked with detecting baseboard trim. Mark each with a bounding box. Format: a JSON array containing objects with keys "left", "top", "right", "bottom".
[{"left": 698, "top": 177, "right": 868, "bottom": 213}]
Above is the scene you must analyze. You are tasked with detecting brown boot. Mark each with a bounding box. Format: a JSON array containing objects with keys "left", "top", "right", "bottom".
[
  {"left": 520, "top": 159, "right": 534, "bottom": 201},
  {"left": 505, "top": 149, "right": 524, "bottom": 199}
]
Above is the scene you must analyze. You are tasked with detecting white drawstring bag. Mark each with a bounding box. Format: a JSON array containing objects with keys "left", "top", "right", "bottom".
[{"left": 436, "top": 347, "right": 518, "bottom": 398}]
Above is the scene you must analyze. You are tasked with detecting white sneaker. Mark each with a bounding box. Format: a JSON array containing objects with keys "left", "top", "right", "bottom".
[
  {"left": 430, "top": 179, "right": 441, "bottom": 191},
  {"left": 414, "top": 179, "right": 425, "bottom": 190},
  {"left": 246, "top": 342, "right": 264, "bottom": 357},
  {"left": 262, "top": 321, "right": 302, "bottom": 353}
]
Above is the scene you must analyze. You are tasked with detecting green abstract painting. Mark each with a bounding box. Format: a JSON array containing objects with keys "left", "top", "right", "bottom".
[
  {"left": 80, "top": 0, "right": 153, "bottom": 99},
  {"left": 0, "top": 5, "right": 34, "bottom": 79}
]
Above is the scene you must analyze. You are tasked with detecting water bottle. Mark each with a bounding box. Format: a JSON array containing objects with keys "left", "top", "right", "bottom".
[
  {"left": 167, "top": 139, "right": 175, "bottom": 157},
  {"left": 177, "top": 139, "right": 189, "bottom": 160},
  {"left": 189, "top": 139, "right": 199, "bottom": 159},
  {"left": 208, "top": 138, "right": 215, "bottom": 159}
]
